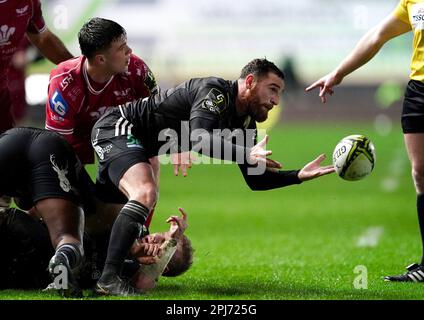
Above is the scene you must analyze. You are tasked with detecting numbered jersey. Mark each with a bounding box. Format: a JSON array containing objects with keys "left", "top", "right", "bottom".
[{"left": 45, "top": 54, "right": 158, "bottom": 164}]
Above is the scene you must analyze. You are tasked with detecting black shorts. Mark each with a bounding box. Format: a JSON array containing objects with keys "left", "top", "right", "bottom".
[
  {"left": 402, "top": 80, "right": 424, "bottom": 133},
  {"left": 0, "top": 128, "right": 81, "bottom": 206},
  {"left": 91, "top": 108, "right": 150, "bottom": 204}
]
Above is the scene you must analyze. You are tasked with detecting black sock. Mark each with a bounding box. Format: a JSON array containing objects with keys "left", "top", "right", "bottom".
[
  {"left": 56, "top": 243, "right": 84, "bottom": 270},
  {"left": 100, "top": 200, "right": 149, "bottom": 283},
  {"left": 418, "top": 194, "right": 424, "bottom": 265}
]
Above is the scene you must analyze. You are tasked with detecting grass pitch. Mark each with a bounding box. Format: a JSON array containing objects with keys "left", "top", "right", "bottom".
[{"left": 1, "top": 121, "right": 423, "bottom": 300}]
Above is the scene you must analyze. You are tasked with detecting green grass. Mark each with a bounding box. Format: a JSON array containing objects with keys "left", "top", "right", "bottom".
[{"left": 2, "top": 121, "right": 424, "bottom": 300}]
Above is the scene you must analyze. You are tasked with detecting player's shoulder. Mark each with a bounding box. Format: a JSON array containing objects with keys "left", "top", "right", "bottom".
[
  {"left": 49, "top": 56, "right": 84, "bottom": 85},
  {"left": 48, "top": 56, "right": 85, "bottom": 101},
  {"left": 195, "top": 76, "right": 231, "bottom": 91},
  {"left": 190, "top": 77, "right": 232, "bottom": 116},
  {"left": 189, "top": 77, "right": 232, "bottom": 100},
  {"left": 127, "top": 53, "right": 151, "bottom": 77}
]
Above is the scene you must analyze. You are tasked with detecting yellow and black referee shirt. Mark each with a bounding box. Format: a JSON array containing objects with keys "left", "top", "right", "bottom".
[{"left": 394, "top": 0, "right": 424, "bottom": 81}]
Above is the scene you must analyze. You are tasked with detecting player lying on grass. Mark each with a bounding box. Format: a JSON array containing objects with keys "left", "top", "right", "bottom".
[
  {"left": 0, "top": 206, "right": 192, "bottom": 294},
  {"left": 91, "top": 57, "right": 336, "bottom": 295}
]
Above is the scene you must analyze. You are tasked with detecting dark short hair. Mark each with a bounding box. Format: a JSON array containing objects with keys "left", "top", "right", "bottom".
[
  {"left": 78, "top": 17, "right": 126, "bottom": 59},
  {"left": 162, "top": 235, "right": 194, "bottom": 277},
  {"left": 240, "top": 58, "right": 285, "bottom": 81}
]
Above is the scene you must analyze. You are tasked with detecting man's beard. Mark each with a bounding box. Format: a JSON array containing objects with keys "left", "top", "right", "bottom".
[{"left": 248, "top": 97, "right": 269, "bottom": 123}]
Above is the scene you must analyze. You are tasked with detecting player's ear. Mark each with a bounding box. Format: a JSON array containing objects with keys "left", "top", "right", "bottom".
[
  {"left": 94, "top": 54, "right": 106, "bottom": 64},
  {"left": 245, "top": 74, "right": 255, "bottom": 90}
]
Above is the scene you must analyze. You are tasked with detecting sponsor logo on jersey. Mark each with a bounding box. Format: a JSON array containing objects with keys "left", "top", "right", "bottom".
[
  {"left": 94, "top": 144, "right": 113, "bottom": 160},
  {"left": 411, "top": 4, "right": 424, "bottom": 29},
  {"left": 113, "top": 88, "right": 131, "bottom": 97},
  {"left": 16, "top": 5, "right": 29, "bottom": 16},
  {"left": 201, "top": 88, "right": 227, "bottom": 114},
  {"left": 0, "top": 25, "right": 16, "bottom": 47},
  {"left": 145, "top": 70, "right": 158, "bottom": 94},
  {"left": 127, "top": 134, "right": 143, "bottom": 149},
  {"left": 50, "top": 90, "right": 69, "bottom": 117},
  {"left": 51, "top": 114, "right": 65, "bottom": 122},
  {"left": 60, "top": 74, "right": 74, "bottom": 91},
  {"left": 50, "top": 154, "right": 72, "bottom": 193}
]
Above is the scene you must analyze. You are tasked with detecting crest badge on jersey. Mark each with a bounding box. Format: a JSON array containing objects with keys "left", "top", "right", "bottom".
[
  {"left": 0, "top": 25, "right": 16, "bottom": 47},
  {"left": 50, "top": 90, "right": 69, "bottom": 117},
  {"left": 201, "top": 88, "right": 227, "bottom": 114}
]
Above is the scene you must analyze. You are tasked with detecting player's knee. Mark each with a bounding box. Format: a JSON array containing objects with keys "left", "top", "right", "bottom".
[
  {"left": 132, "top": 183, "right": 158, "bottom": 208},
  {"left": 412, "top": 165, "right": 424, "bottom": 193}
]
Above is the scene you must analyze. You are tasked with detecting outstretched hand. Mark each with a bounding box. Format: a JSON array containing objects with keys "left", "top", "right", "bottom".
[
  {"left": 249, "top": 135, "right": 282, "bottom": 170},
  {"left": 171, "top": 152, "right": 196, "bottom": 177},
  {"left": 167, "top": 207, "right": 188, "bottom": 240},
  {"left": 305, "top": 71, "right": 342, "bottom": 103},
  {"left": 298, "top": 154, "right": 335, "bottom": 181}
]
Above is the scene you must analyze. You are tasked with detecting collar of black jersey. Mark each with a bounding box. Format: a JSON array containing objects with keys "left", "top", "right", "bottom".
[{"left": 230, "top": 80, "right": 252, "bottom": 129}]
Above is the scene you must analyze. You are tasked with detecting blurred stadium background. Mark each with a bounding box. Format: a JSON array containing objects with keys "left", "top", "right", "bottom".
[
  {"left": 6, "top": 0, "right": 424, "bottom": 299},
  {"left": 24, "top": 0, "right": 409, "bottom": 127}
]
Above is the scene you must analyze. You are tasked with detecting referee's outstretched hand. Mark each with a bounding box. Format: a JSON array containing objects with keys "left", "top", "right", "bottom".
[
  {"left": 298, "top": 154, "right": 335, "bottom": 181},
  {"left": 305, "top": 71, "right": 341, "bottom": 104}
]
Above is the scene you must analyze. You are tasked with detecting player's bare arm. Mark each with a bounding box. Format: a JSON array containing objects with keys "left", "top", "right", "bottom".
[
  {"left": 305, "top": 13, "right": 411, "bottom": 103},
  {"left": 27, "top": 28, "right": 73, "bottom": 64}
]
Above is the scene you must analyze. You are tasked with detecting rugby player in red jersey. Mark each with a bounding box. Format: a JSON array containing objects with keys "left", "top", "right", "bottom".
[
  {"left": 45, "top": 17, "right": 159, "bottom": 226},
  {"left": 0, "top": 0, "right": 73, "bottom": 133}
]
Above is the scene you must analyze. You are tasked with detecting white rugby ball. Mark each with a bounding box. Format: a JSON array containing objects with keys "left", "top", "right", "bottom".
[{"left": 332, "top": 135, "right": 376, "bottom": 181}]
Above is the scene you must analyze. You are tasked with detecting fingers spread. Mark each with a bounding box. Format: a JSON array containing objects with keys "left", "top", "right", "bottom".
[{"left": 178, "top": 207, "right": 188, "bottom": 218}]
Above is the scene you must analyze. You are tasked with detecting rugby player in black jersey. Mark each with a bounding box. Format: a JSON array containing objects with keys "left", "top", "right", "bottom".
[
  {"left": 91, "top": 58, "right": 335, "bottom": 295},
  {"left": 0, "top": 127, "right": 85, "bottom": 297},
  {"left": 0, "top": 127, "right": 192, "bottom": 297}
]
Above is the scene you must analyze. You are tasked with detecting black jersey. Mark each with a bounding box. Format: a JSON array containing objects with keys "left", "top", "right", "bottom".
[
  {"left": 123, "top": 77, "right": 240, "bottom": 132},
  {"left": 98, "top": 77, "right": 250, "bottom": 157},
  {"left": 94, "top": 77, "right": 302, "bottom": 190}
]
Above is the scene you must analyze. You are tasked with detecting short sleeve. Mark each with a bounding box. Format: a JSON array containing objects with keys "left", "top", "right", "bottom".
[{"left": 393, "top": 0, "right": 410, "bottom": 24}]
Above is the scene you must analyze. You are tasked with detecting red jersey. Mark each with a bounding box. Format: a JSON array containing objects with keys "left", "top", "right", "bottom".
[
  {"left": 45, "top": 54, "right": 158, "bottom": 164},
  {"left": 0, "top": 0, "right": 46, "bottom": 89}
]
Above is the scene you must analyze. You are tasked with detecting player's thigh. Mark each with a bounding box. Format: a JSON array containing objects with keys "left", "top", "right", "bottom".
[
  {"left": 404, "top": 133, "right": 424, "bottom": 172},
  {"left": 35, "top": 198, "right": 84, "bottom": 246},
  {"left": 28, "top": 132, "right": 80, "bottom": 205},
  {"left": 402, "top": 80, "right": 424, "bottom": 171},
  {"left": 119, "top": 162, "right": 157, "bottom": 201},
  {"left": 94, "top": 131, "right": 153, "bottom": 199}
]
